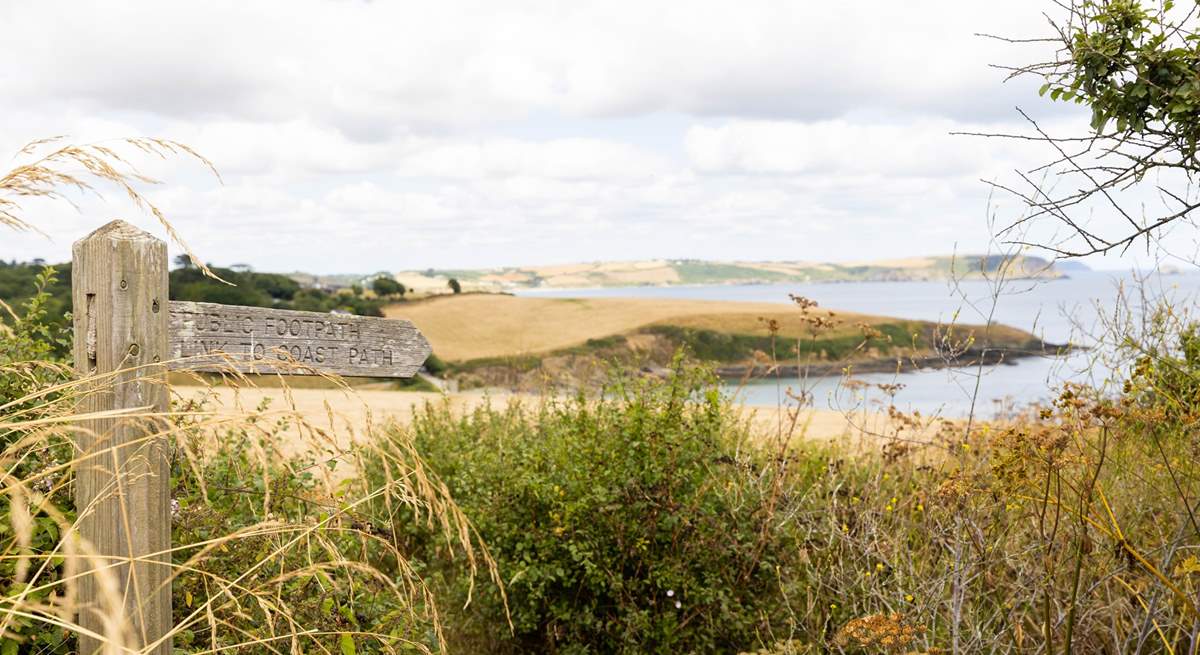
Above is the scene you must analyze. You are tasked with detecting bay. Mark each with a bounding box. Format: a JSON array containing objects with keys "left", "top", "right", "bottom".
[{"left": 518, "top": 270, "right": 1200, "bottom": 417}]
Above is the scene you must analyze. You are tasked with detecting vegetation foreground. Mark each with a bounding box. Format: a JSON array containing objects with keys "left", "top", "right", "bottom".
[{"left": 3, "top": 273, "right": 1200, "bottom": 653}]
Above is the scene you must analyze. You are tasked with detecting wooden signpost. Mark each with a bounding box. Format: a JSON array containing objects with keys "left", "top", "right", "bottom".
[
  {"left": 71, "top": 220, "right": 430, "bottom": 654},
  {"left": 168, "top": 301, "right": 430, "bottom": 378}
]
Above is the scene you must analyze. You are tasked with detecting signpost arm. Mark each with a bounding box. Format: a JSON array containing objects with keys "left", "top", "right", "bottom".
[{"left": 72, "top": 220, "right": 172, "bottom": 655}]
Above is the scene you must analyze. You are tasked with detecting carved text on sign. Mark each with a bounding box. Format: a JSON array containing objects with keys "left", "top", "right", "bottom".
[{"left": 168, "top": 301, "right": 431, "bottom": 378}]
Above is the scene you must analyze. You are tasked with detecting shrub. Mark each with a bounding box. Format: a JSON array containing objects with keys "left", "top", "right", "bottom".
[
  {"left": 0, "top": 267, "right": 71, "bottom": 404},
  {"left": 167, "top": 395, "right": 449, "bottom": 653},
  {"left": 640, "top": 323, "right": 918, "bottom": 363},
  {"left": 387, "top": 360, "right": 809, "bottom": 653},
  {"left": 0, "top": 262, "right": 72, "bottom": 356},
  {"left": 372, "top": 277, "right": 404, "bottom": 298},
  {"left": 422, "top": 352, "right": 448, "bottom": 375}
]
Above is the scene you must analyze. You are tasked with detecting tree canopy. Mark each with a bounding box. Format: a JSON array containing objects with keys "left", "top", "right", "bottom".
[
  {"left": 996, "top": 0, "right": 1200, "bottom": 256},
  {"left": 372, "top": 276, "right": 404, "bottom": 297},
  {"left": 0, "top": 261, "right": 386, "bottom": 324}
]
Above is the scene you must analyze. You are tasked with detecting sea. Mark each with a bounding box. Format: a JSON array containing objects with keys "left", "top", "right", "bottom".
[{"left": 516, "top": 270, "right": 1200, "bottom": 418}]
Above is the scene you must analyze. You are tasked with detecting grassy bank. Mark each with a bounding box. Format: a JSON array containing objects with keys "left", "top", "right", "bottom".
[
  {"left": 391, "top": 294, "right": 1048, "bottom": 390},
  {"left": 388, "top": 294, "right": 1041, "bottom": 363}
]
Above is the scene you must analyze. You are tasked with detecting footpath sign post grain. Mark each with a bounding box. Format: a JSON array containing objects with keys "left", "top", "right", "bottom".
[
  {"left": 72, "top": 220, "right": 172, "bottom": 655},
  {"left": 70, "top": 220, "right": 431, "bottom": 654}
]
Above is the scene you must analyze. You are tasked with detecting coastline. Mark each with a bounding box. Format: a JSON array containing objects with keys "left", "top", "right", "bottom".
[{"left": 710, "top": 343, "right": 1076, "bottom": 379}]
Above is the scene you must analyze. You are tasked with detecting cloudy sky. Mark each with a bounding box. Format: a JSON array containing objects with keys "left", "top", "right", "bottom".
[{"left": 0, "top": 1, "right": 1142, "bottom": 273}]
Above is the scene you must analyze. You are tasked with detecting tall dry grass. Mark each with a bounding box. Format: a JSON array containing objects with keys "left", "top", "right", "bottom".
[
  {"left": 735, "top": 228, "right": 1200, "bottom": 653},
  {"left": 1, "top": 137, "right": 221, "bottom": 282},
  {"left": 0, "top": 139, "right": 500, "bottom": 653}
]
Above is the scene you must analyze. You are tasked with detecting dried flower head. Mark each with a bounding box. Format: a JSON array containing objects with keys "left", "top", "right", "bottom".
[{"left": 834, "top": 612, "right": 924, "bottom": 651}]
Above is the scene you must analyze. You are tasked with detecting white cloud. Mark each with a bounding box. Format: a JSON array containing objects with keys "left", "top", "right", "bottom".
[
  {"left": 0, "top": 0, "right": 1062, "bottom": 130},
  {"left": 684, "top": 116, "right": 1091, "bottom": 178},
  {"left": 168, "top": 121, "right": 402, "bottom": 177},
  {"left": 0, "top": 0, "right": 1137, "bottom": 272},
  {"left": 397, "top": 138, "right": 670, "bottom": 181}
]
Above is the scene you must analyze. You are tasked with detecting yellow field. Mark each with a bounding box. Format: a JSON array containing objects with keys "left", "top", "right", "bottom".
[
  {"left": 387, "top": 294, "right": 852, "bottom": 361},
  {"left": 384, "top": 293, "right": 1027, "bottom": 362}
]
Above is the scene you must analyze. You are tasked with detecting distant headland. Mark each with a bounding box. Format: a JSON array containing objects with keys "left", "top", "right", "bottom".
[{"left": 301, "top": 254, "right": 1079, "bottom": 294}]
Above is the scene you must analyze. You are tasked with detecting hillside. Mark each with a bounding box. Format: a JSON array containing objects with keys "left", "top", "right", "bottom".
[
  {"left": 399, "top": 254, "right": 1072, "bottom": 292},
  {"left": 388, "top": 294, "right": 1030, "bottom": 361},
  {"left": 385, "top": 294, "right": 1051, "bottom": 390}
]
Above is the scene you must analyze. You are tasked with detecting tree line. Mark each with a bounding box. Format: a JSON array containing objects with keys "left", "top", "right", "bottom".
[{"left": 0, "top": 259, "right": 392, "bottom": 331}]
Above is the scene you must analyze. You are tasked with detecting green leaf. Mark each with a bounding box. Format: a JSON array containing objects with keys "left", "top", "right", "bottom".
[
  {"left": 339, "top": 633, "right": 356, "bottom": 655},
  {"left": 1039, "top": 82, "right": 1051, "bottom": 97},
  {"left": 2, "top": 637, "right": 17, "bottom": 655}
]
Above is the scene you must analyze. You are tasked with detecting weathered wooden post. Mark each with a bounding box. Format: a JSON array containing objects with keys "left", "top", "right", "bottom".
[
  {"left": 68, "top": 218, "right": 430, "bottom": 653},
  {"left": 72, "top": 220, "right": 172, "bottom": 655}
]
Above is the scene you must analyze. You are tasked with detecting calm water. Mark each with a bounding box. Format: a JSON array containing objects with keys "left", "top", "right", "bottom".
[{"left": 518, "top": 271, "right": 1200, "bottom": 417}]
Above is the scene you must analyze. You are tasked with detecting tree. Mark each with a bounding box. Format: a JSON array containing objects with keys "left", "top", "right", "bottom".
[
  {"left": 174, "top": 254, "right": 194, "bottom": 269},
  {"left": 985, "top": 0, "right": 1200, "bottom": 257},
  {"left": 351, "top": 283, "right": 363, "bottom": 297},
  {"left": 372, "top": 276, "right": 404, "bottom": 297},
  {"left": 254, "top": 272, "right": 300, "bottom": 301},
  {"left": 448, "top": 278, "right": 462, "bottom": 294}
]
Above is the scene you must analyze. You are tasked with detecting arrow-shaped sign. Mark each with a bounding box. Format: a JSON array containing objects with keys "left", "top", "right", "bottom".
[{"left": 168, "top": 300, "right": 431, "bottom": 378}]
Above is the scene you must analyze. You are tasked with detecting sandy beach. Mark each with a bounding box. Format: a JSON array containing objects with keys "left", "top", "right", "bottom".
[{"left": 173, "top": 384, "right": 940, "bottom": 460}]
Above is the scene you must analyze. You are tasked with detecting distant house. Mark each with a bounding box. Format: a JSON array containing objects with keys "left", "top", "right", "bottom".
[
  {"left": 229, "top": 263, "right": 253, "bottom": 273},
  {"left": 329, "top": 308, "right": 353, "bottom": 316},
  {"left": 305, "top": 282, "right": 341, "bottom": 294}
]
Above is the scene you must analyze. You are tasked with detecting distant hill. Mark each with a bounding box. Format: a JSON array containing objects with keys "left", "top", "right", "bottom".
[{"left": 398, "top": 255, "right": 1070, "bottom": 292}]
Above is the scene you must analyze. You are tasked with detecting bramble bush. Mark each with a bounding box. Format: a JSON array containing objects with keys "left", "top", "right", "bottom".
[
  {"left": 384, "top": 360, "right": 814, "bottom": 654},
  {"left": 0, "top": 271, "right": 75, "bottom": 653},
  {"left": 0, "top": 267, "right": 71, "bottom": 403}
]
